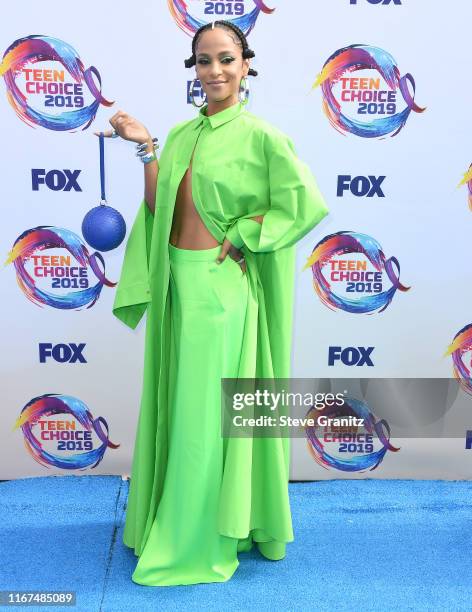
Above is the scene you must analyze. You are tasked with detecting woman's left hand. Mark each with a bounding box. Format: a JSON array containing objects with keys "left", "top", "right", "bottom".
[
  {"left": 216, "top": 239, "right": 247, "bottom": 274},
  {"left": 217, "top": 215, "right": 265, "bottom": 274}
]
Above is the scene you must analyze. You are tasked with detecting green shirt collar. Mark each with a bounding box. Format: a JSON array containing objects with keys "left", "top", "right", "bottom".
[{"left": 193, "top": 101, "right": 245, "bottom": 130}]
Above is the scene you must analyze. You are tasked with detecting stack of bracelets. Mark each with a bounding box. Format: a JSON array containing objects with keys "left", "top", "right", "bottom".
[
  {"left": 110, "top": 129, "right": 159, "bottom": 164},
  {"left": 136, "top": 137, "right": 159, "bottom": 164}
]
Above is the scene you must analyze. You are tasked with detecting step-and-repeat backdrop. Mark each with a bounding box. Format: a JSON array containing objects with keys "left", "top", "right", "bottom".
[{"left": 2, "top": 0, "right": 472, "bottom": 480}]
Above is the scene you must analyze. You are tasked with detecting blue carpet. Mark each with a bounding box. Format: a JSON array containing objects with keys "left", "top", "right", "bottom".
[{"left": 1, "top": 477, "right": 471, "bottom": 611}]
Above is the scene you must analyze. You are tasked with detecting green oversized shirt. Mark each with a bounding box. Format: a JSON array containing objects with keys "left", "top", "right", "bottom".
[
  {"left": 157, "top": 99, "right": 328, "bottom": 252},
  {"left": 113, "top": 100, "right": 329, "bottom": 329},
  {"left": 113, "top": 100, "right": 329, "bottom": 556}
]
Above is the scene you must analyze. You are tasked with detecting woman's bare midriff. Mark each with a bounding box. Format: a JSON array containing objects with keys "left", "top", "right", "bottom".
[{"left": 169, "top": 158, "right": 220, "bottom": 250}]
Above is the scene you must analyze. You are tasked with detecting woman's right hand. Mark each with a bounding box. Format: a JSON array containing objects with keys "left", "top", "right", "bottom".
[{"left": 93, "top": 110, "right": 151, "bottom": 144}]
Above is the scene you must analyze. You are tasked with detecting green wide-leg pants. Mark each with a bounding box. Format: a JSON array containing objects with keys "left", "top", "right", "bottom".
[{"left": 130, "top": 243, "right": 283, "bottom": 587}]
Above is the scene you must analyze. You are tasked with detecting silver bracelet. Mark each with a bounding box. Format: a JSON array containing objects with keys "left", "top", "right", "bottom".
[
  {"left": 139, "top": 151, "right": 157, "bottom": 164},
  {"left": 136, "top": 137, "right": 159, "bottom": 152}
]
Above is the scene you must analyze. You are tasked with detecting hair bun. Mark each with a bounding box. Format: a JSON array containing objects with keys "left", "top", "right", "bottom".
[
  {"left": 243, "top": 48, "right": 255, "bottom": 60},
  {"left": 248, "top": 68, "right": 258, "bottom": 77}
]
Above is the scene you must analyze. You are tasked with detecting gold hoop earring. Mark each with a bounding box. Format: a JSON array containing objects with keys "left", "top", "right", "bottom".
[{"left": 189, "top": 78, "right": 206, "bottom": 108}]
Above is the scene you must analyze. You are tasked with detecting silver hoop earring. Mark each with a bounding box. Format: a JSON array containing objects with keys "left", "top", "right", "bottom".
[
  {"left": 189, "top": 78, "right": 206, "bottom": 108},
  {"left": 238, "top": 76, "right": 249, "bottom": 105}
]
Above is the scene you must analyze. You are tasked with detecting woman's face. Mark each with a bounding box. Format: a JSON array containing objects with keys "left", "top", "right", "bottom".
[{"left": 194, "top": 28, "right": 249, "bottom": 105}]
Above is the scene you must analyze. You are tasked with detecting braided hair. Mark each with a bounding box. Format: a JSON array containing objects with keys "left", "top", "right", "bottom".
[{"left": 184, "top": 21, "right": 258, "bottom": 77}]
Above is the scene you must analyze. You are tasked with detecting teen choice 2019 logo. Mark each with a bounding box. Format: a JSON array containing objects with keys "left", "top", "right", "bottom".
[
  {"left": 458, "top": 164, "right": 472, "bottom": 211},
  {"left": 5, "top": 226, "right": 116, "bottom": 310},
  {"left": 12, "top": 393, "right": 119, "bottom": 470},
  {"left": 168, "top": 0, "right": 274, "bottom": 36},
  {"left": 303, "top": 231, "right": 410, "bottom": 314},
  {"left": 0, "top": 35, "right": 113, "bottom": 131},
  {"left": 445, "top": 324, "right": 472, "bottom": 396},
  {"left": 312, "top": 44, "right": 425, "bottom": 138},
  {"left": 305, "top": 396, "right": 400, "bottom": 472}
]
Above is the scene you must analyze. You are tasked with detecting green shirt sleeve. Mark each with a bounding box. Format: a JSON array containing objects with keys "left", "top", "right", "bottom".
[
  {"left": 225, "top": 132, "right": 329, "bottom": 252},
  {"left": 112, "top": 198, "right": 154, "bottom": 329},
  {"left": 111, "top": 122, "right": 184, "bottom": 329}
]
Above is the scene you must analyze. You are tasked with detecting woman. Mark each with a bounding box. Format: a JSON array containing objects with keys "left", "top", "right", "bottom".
[{"left": 104, "top": 20, "right": 329, "bottom": 586}]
